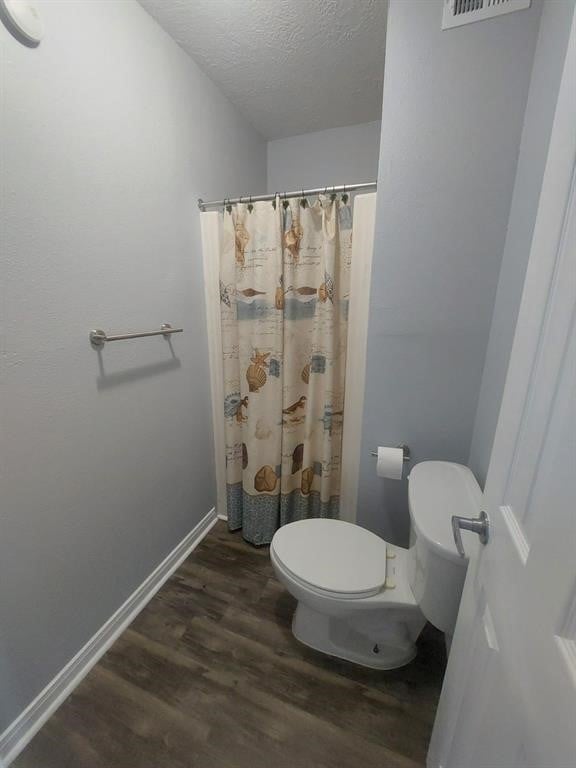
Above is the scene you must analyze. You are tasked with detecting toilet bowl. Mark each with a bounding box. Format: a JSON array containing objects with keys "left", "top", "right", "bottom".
[{"left": 270, "top": 461, "right": 481, "bottom": 669}]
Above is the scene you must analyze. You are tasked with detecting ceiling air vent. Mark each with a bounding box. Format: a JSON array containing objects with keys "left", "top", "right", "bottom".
[{"left": 442, "top": 0, "right": 531, "bottom": 30}]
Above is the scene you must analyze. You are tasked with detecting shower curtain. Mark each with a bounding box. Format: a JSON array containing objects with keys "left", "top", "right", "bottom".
[{"left": 216, "top": 195, "right": 352, "bottom": 545}]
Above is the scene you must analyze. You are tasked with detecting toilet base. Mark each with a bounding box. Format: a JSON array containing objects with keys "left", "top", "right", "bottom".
[{"left": 291, "top": 601, "right": 421, "bottom": 670}]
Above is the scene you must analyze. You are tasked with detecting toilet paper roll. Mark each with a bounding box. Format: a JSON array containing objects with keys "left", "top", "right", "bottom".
[{"left": 376, "top": 446, "right": 404, "bottom": 480}]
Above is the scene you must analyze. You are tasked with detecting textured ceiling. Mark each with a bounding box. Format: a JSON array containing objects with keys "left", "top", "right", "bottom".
[{"left": 138, "top": 0, "right": 387, "bottom": 139}]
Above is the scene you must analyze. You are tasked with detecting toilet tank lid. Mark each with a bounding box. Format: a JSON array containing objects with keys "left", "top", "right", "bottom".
[{"left": 408, "top": 461, "right": 482, "bottom": 562}]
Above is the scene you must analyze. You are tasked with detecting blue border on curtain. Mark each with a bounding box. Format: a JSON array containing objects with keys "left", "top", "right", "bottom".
[{"left": 226, "top": 483, "right": 339, "bottom": 546}]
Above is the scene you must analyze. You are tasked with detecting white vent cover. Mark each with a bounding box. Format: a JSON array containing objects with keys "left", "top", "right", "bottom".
[{"left": 442, "top": 0, "right": 531, "bottom": 30}]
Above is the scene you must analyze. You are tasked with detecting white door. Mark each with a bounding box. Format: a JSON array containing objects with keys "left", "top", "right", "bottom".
[{"left": 428, "top": 13, "right": 576, "bottom": 768}]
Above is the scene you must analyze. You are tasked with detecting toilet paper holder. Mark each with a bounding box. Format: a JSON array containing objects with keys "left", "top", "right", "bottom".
[{"left": 370, "top": 444, "right": 411, "bottom": 462}]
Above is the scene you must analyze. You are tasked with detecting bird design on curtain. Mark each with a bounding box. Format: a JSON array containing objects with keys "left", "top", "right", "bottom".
[{"left": 220, "top": 194, "right": 352, "bottom": 545}]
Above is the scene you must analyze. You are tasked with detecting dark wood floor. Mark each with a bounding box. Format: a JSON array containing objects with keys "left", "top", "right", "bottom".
[{"left": 14, "top": 521, "right": 446, "bottom": 768}]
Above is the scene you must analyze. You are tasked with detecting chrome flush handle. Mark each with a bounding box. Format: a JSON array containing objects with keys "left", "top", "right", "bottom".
[{"left": 451, "top": 511, "right": 490, "bottom": 558}]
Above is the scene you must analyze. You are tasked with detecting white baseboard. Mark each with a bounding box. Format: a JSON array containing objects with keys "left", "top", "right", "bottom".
[
  {"left": 0, "top": 507, "right": 217, "bottom": 766},
  {"left": 217, "top": 512, "right": 227, "bottom": 521}
]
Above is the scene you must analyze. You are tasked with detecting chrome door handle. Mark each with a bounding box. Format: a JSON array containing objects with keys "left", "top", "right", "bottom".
[{"left": 451, "top": 511, "right": 489, "bottom": 558}]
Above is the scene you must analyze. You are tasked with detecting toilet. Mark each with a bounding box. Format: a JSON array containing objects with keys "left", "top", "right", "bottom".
[{"left": 270, "top": 461, "right": 481, "bottom": 669}]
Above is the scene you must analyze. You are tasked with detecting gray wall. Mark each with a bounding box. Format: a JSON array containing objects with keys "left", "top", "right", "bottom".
[
  {"left": 358, "top": 0, "right": 542, "bottom": 543},
  {"left": 468, "top": 0, "right": 576, "bottom": 485},
  {"left": 0, "top": 0, "right": 265, "bottom": 733},
  {"left": 267, "top": 121, "right": 381, "bottom": 192}
]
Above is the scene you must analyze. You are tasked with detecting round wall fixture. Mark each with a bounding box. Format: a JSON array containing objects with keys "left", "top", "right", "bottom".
[{"left": 0, "top": 0, "right": 43, "bottom": 46}]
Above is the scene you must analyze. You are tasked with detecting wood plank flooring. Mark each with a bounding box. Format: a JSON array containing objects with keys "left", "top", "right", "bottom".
[{"left": 14, "top": 521, "right": 446, "bottom": 768}]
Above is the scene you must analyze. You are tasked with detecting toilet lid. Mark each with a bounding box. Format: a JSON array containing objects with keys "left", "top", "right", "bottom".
[{"left": 271, "top": 519, "right": 388, "bottom": 598}]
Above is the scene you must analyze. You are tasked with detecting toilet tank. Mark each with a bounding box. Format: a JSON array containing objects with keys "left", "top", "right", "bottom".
[{"left": 407, "top": 461, "right": 481, "bottom": 635}]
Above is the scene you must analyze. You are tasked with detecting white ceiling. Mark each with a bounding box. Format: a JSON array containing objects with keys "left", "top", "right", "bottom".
[{"left": 138, "top": 0, "right": 387, "bottom": 140}]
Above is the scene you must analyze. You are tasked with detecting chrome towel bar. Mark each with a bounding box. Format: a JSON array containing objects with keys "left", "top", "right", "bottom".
[{"left": 90, "top": 324, "right": 183, "bottom": 348}]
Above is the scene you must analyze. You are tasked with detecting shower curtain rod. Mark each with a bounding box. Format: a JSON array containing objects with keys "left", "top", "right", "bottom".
[{"left": 197, "top": 180, "right": 377, "bottom": 211}]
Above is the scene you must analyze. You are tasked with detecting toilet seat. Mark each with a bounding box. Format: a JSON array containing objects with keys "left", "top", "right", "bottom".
[{"left": 271, "top": 519, "right": 388, "bottom": 599}]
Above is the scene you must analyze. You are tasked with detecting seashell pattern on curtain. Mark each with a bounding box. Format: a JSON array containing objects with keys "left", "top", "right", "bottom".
[{"left": 219, "top": 195, "right": 352, "bottom": 545}]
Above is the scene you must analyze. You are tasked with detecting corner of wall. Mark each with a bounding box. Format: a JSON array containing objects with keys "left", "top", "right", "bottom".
[{"left": 468, "top": 0, "right": 575, "bottom": 486}]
